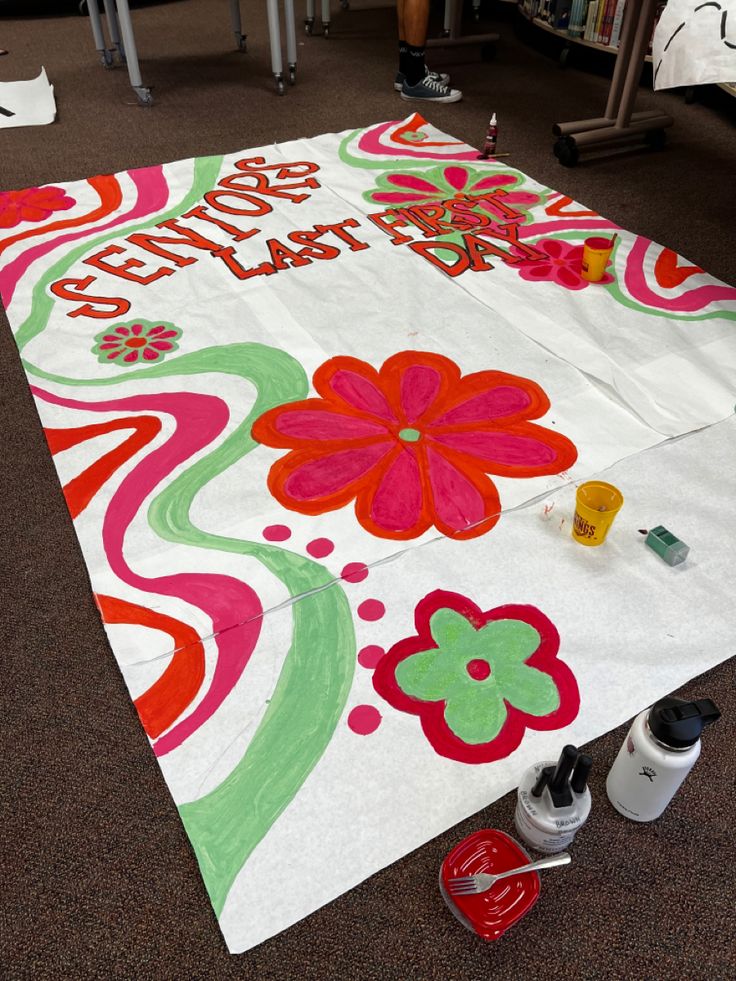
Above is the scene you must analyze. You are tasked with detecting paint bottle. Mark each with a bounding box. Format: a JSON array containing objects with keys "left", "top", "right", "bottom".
[
  {"left": 515, "top": 745, "right": 593, "bottom": 853},
  {"left": 606, "top": 697, "right": 721, "bottom": 822},
  {"left": 478, "top": 113, "right": 498, "bottom": 160}
]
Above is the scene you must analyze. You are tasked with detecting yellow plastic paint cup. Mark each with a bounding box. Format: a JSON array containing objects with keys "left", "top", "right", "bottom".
[
  {"left": 581, "top": 236, "right": 614, "bottom": 282},
  {"left": 572, "top": 481, "right": 624, "bottom": 547}
]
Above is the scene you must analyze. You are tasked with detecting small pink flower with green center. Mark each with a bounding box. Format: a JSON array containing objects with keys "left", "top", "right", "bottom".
[{"left": 92, "top": 319, "right": 182, "bottom": 366}]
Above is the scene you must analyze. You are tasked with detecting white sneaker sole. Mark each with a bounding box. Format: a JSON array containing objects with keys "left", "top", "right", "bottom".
[{"left": 400, "top": 89, "right": 462, "bottom": 104}]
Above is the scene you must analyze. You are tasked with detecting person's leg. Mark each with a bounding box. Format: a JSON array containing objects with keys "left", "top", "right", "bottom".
[
  {"left": 401, "top": 0, "right": 430, "bottom": 84},
  {"left": 402, "top": 0, "right": 430, "bottom": 47}
]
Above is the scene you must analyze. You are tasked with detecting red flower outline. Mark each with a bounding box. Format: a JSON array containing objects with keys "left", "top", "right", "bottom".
[{"left": 372, "top": 590, "right": 580, "bottom": 764}]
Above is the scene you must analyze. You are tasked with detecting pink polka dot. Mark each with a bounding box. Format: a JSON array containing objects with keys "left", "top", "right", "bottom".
[
  {"left": 263, "top": 524, "right": 291, "bottom": 541},
  {"left": 341, "top": 562, "right": 369, "bottom": 583},
  {"left": 347, "top": 704, "right": 382, "bottom": 735},
  {"left": 467, "top": 658, "right": 491, "bottom": 681},
  {"left": 358, "top": 599, "right": 385, "bottom": 621},
  {"left": 307, "top": 537, "right": 334, "bottom": 558},
  {"left": 358, "top": 645, "right": 385, "bottom": 669}
]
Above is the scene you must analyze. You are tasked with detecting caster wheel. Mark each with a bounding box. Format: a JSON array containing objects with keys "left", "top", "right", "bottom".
[
  {"left": 439, "top": 28, "right": 451, "bottom": 38},
  {"left": 340, "top": 0, "right": 350, "bottom": 8},
  {"left": 553, "top": 136, "right": 578, "bottom": 167},
  {"left": 101, "top": 49, "right": 114, "bottom": 68},
  {"left": 323, "top": 23, "right": 330, "bottom": 38},
  {"left": 236, "top": 34, "right": 247, "bottom": 52},
  {"left": 304, "top": 18, "right": 314, "bottom": 34},
  {"left": 135, "top": 88, "right": 154, "bottom": 107},
  {"left": 276, "top": 78, "right": 285, "bottom": 95},
  {"left": 480, "top": 42, "right": 497, "bottom": 61},
  {"left": 78, "top": 0, "right": 87, "bottom": 13},
  {"left": 288, "top": 65, "right": 296, "bottom": 85},
  {"left": 559, "top": 46, "right": 570, "bottom": 68},
  {"left": 645, "top": 129, "right": 667, "bottom": 150}
]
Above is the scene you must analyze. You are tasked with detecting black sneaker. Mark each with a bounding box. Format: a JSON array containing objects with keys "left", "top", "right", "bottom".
[
  {"left": 394, "top": 68, "right": 450, "bottom": 92},
  {"left": 400, "top": 74, "right": 462, "bottom": 103}
]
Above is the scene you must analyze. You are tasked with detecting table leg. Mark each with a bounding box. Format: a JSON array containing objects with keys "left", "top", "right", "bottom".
[
  {"left": 305, "top": 0, "right": 315, "bottom": 36},
  {"left": 284, "top": 0, "right": 297, "bottom": 83},
  {"left": 321, "top": 0, "right": 331, "bottom": 37},
  {"left": 266, "top": 0, "right": 285, "bottom": 94},
  {"left": 86, "top": 0, "right": 114, "bottom": 67},
  {"left": 114, "top": 0, "right": 154, "bottom": 105},
  {"left": 229, "top": 0, "right": 247, "bottom": 50},
  {"left": 102, "top": 0, "right": 125, "bottom": 61}
]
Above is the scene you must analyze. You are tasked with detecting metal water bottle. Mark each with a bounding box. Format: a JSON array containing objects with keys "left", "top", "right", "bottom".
[{"left": 606, "top": 697, "right": 720, "bottom": 822}]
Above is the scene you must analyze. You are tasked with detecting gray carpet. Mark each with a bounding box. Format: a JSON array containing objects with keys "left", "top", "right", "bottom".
[{"left": 1, "top": 2, "right": 734, "bottom": 977}]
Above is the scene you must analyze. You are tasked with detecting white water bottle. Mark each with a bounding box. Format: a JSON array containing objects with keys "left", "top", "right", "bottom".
[{"left": 606, "top": 697, "right": 720, "bottom": 822}]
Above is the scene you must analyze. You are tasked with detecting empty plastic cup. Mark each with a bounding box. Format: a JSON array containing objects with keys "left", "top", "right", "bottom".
[
  {"left": 581, "top": 237, "right": 614, "bottom": 282},
  {"left": 572, "top": 481, "right": 624, "bottom": 546}
]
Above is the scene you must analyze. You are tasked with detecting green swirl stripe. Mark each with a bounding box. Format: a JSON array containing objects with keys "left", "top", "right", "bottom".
[{"left": 26, "top": 344, "right": 356, "bottom": 917}]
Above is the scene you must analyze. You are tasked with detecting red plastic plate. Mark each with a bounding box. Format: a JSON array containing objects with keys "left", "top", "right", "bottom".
[{"left": 439, "top": 829, "right": 541, "bottom": 940}]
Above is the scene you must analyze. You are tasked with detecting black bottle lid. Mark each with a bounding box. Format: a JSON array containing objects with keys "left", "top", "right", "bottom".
[
  {"left": 571, "top": 753, "right": 593, "bottom": 794},
  {"left": 648, "top": 697, "right": 721, "bottom": 749},
  {"left": 547, "top": 744, "right": 577, "bottom": 807}
]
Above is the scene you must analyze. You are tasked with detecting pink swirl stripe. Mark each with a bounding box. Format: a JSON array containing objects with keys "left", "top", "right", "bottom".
[
  {"left": 358, "top": 121, "right": 479, "bottom": 161},
  {"left": 0, "top": 166, "right": 168, "bottom": 307},
  {"left": 32, "top": 386, "right": 263, "bottom": 757},
  {"left": 624, "top": 236, "right": 736, "bottom": 313},
  {"left": 519, "top": 218, "right": 619, "bottom": 237}
]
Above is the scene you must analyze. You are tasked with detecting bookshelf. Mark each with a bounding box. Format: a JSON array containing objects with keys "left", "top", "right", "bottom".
[{"left": 517, "top": 0, "right": 654, "bottom": 67}]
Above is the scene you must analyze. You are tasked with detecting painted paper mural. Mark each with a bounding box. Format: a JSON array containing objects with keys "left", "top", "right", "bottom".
[{"left": 2, "top": 116, "right": 736, "bottom": 953}]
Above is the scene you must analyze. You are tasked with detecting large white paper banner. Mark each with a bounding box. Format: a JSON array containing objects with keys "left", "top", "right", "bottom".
[{"left": 1, "top": 117, "right": 735, "bottom": 951}]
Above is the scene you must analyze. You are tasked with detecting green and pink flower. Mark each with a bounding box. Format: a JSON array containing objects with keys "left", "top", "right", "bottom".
[
  {"left": 92, "top": 319, "right": 182, "bottom": 366},
  {"left": 365, "top": 164, "right": 541, "bottom": 221},
  {"left": 373, "top": 590, "right": 580, "bottom": 763}
]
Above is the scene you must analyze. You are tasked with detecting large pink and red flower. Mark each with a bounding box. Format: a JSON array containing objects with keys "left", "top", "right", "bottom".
[
  {"left": 373, "top": 590, "right": 580, "bottom": 763},
  {"left": 365, "top": 164, "right": 540, "bottom": 225},
  {"left": 252, "top": 351, "right": 577, "bottom": 541},
  {"left": 512, "top": 238, "right": 614, "bottom": 290},
  {"left": 0, "top": 185, "right": 76, "bottom": 229}
]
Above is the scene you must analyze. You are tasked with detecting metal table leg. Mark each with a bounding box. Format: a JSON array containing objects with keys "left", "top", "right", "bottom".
[
  {"left": 321, "top": 0, "right": 331, "bottom": 37},
  {"left": 114, "top": 0, "right": 154, "bottom": 105},
  {"left": 102, "top": 0, "right": 125, "bottom": 61},
  {"left": 229, "top": 0, "right": 247, "bottom": 50},
  {"left": 305, "top": 0, "right": 315, "bottom": 35},
  {"left": 86, "top": 0, "right": 115, "bottom": 67},
  {"left": 284, "top": 0, "right": 297, "bottom": 83},
  {"left": 266, "top": 0, "right": 285, "bottom": 94}
]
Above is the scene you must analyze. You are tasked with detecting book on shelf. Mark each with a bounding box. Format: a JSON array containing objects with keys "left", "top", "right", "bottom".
[
  {"left": 593, "top": 0, "right": 607, "bottom": 42},
  {"left": 609, "top": 0, "right": 626, "bottom": 47},
  {"left": 553, "top": 0, "right": 574, "bottom": 30},
  {"left": 601, "top": 0, "right": 618, "bottom": 45},
  {"left": 583, "top": 0, "right": 598, "bottom": 40},
  {"left": 568, "top": 0, "right": 588, "bottom": 37}
]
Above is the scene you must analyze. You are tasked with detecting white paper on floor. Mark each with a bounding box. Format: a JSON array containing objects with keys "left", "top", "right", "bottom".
[
  {"left": 653, "top": 0, "right": 736, "bottom": 89},
  {"left": 0, "top": 67, "right": 56, "bottom": 129}
]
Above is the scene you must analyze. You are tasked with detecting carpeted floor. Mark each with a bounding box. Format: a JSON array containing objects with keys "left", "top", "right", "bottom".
[{"left": 1, "top": 2, "right": 734, "bottom": 978}]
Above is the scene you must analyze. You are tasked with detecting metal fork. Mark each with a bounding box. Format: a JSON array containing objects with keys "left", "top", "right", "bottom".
[{"left": 447, "top": 851, "right": 571, "bottom": 896}]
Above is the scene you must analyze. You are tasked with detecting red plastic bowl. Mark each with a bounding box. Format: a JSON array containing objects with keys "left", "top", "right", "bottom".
[{"left": 439, "top": 829, "right": 541, "bottom": 940}]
